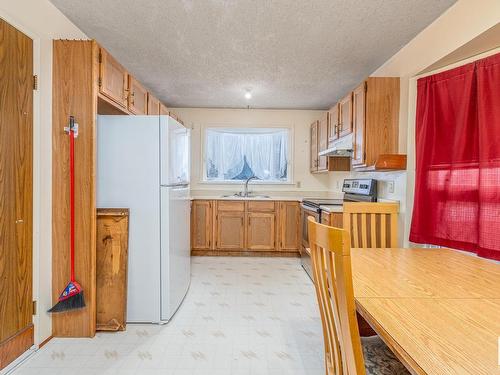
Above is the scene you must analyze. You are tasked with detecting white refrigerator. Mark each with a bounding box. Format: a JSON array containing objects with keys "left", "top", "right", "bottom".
[{"left": 97, "top": 114, "right": 190, "bottom": 323}]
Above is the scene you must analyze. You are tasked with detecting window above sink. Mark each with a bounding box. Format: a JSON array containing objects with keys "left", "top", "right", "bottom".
[{"left": 202, "top": 127, "right": 292, "bottom": 184}]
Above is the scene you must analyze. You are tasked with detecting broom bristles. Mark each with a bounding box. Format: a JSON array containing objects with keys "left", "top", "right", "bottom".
[{"left": 48, "top": 292, "right": 85, "bottom": 313}]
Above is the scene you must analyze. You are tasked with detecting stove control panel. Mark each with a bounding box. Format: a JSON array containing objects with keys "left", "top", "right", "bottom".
[{"left": 342, "top": 178, "right": 377, "bottom": 196}]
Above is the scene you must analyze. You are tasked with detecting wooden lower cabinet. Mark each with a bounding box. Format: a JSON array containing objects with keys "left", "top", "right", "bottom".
[
  {"left": 216, "top": 211, "right": 245, "bottom": 250},
  {"left": 279, "top": 202, "right": 300, "bottom": 251},
  {"left": 320, "top": 211, "right": 343, "bottom": 228},
  {"left": 191, "top": 200, "right": 299, "bottom": 255},
  {"left": 247, "top": 212, "right": 276, "bottom": 250},
  {"left": 191, "top": 200, "right": 213, "bottom": 250}
]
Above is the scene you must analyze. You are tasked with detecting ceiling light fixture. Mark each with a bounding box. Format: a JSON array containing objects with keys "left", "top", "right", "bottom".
[{"left": 244, "top": 89, "right": 252, "bottom": 100}]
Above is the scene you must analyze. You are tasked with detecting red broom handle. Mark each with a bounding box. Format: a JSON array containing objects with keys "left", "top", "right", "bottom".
[{"left": 69, "top": 123, "right": 76, "bottom": 282}]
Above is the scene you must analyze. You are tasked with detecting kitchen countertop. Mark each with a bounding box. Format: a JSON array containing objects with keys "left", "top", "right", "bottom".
[{"left": 319, "top": 204, "right": 344, "bottom": 213}]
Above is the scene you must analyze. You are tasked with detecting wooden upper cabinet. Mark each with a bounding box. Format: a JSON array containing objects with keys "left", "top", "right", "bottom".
[
  {"left": 328, "top": 104, "right": 339, "bottom": 147},
  {"left": 352, "top": 82, "right": 366, "bottom": 166},
  {"left": 128, "top": 76, "right": 148, "bottom": 115},
  {"left": 246, "top": 212, "right": 276, "bottom": 250},
  {"left": 147, "top": 93, "right": 160, "bottom": 115},
  {"left": 279, "top": 201, "right": 299, "bottom": 251},
  {"left": 339, "top": 92, "right": 353, "bottom": 138},
  {"left": 216, "top": 211, "right": 245, "bottom": 250},
  {"left": 160, "top": 103, "right": 169, "bottom": 116},
  {"left": 310, "top": 121, "right": 318, "bottom": 172},
  {"left": 317, "top": 112, "right": 329, "bottom": 172},
  {"left": 352, "top": 77, "right": 399, "bottom": 168},
  {"left": 191, "top": 200, "right": 213, "bottom": 250},
  {"left": 99, "top": 48, "right": 128, "bottom": 108}
]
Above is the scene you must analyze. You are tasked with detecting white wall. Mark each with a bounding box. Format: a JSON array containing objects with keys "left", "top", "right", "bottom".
[
  {"left": 0, "top": 0, "right": 87, "bottom": 345},
  {"left": 173, "top": 108, "right": 346, "bottom": 196}
]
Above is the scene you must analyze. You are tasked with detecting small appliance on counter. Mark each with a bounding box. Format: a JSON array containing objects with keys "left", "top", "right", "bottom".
[{"left": 300, "top": 178, "right": 377, "bottom": 280}]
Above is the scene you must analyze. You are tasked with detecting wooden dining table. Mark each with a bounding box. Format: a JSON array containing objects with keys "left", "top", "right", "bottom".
[{"left": 350, "top": 247, "right": 500, "bottom": 375}]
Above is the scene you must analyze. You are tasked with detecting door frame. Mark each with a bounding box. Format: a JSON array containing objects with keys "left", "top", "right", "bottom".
[{"left": 0, "top": 11, "right": 41, "bottom": 357}]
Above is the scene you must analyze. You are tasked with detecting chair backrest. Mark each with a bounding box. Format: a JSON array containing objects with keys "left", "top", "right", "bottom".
[
  {"left": 343, "top": 202, "right": 399, "bottom": 248},
  {"left": 308, "top": 216, "right": 366, "bottom": 375}
]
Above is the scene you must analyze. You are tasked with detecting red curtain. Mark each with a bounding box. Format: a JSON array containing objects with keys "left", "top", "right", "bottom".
[{"left": 410, "top": 52, "right": 500, "bottom": 261}]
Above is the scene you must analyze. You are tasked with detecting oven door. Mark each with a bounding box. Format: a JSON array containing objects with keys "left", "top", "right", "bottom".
[{"left": 300, "top": 203, "right": 320, "bottom": 281}]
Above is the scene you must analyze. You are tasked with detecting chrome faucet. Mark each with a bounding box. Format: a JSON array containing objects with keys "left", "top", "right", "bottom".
[{"left": 243, "top": 176, "right": 259, "bottom": 197}]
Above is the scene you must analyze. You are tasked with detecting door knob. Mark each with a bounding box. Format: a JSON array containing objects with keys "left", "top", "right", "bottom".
[{"left": 15, "top": 219, "right": 24, "bottom": 224}]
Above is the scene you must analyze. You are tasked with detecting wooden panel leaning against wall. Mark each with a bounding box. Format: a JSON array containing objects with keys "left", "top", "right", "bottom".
[
  {"left": 52, "top": 40, "right": 97, "bottom": 337},
  {"left": 0, "top": 18, "right": 34, "bottom": 370}
]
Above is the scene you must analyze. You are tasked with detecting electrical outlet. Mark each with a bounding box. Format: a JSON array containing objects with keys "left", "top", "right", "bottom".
[
  {"left": 296, "top": 181, "right": 301, "bottom": 188},
  {"left": 336, "top": 180, "right": 341, "bottom": 190},
  {"left": 387, "top": 180, "right": 395, "bottom": 194}
]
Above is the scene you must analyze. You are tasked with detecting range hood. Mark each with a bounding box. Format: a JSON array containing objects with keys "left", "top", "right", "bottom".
[{"left": 318, "top": 133, "right": 353, "bottom": 157}]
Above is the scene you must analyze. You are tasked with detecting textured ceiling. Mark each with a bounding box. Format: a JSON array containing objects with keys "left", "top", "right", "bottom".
[{"left": 50, "top": 0, "right": 456, "bottom": 109}]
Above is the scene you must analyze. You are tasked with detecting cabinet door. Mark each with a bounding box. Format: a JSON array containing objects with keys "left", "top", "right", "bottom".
[
  {"left": 147, "top": 93, "right": 160, "bottom": 115},
  {"left": 247, "top": 212, "right": 276, "bottom": 250},
  {"left": 279, "top": 202, "right": 299, "bottom": 251},
  {"left": 128, "top": 76, "right": 148, "bottom": 115},
  {"left": 216, "top": 211, "right": 245, "bottom": 250},
  {"left": 331, "top": 212, "right": 343, "bottom": 228},
  {"left": 320, "top": 212, "right": 330, "bottom": 225},
  {"left": 99, "top": 48, "right": 128, "bottom": 108},
  {"left": 317, "top": 112, "right": 329, "bottom": 172},
  {"left": 328, "top": 104, "right": 339, "bottom": 147},
  {"left": 191, "top": 200, "right": 213, "bottom": 250},
  {"left": 339, "top": 92, "right": 353, "bottom": 138},
  {"left": 352, "top": 82, "right": 366, "bottom": 166},
  {"left": 310, "top": 121, "right": 318, "bottom": 173}
]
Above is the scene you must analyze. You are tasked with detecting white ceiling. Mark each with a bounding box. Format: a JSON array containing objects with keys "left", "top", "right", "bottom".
[{"left": 50, "top": 0, "right": 456, "bottom": 109}]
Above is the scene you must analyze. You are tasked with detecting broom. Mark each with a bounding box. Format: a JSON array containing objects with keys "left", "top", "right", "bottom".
[{"left": 48, "top": 116, "right": 85, "bottom": 313}]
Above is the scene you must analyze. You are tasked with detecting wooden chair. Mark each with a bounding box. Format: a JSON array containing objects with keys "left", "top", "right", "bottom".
[
  {"left": 343, "top": 202, "right": 399, "bottom": 248},
  {"left": 307, "top": 216, "right": 409, "bottom": 375}
]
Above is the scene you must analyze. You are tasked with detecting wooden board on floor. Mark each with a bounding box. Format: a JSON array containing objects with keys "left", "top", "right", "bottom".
[
  {"left": 52, "top": 40, "right": 97, "bottom": 337},
  {"left": 191, "top": 250, "right": 299, "bottom": 257}
]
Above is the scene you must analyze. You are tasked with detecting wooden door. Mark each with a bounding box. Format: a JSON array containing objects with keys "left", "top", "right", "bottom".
[
  {"left": 310, "top": 121, "right": 318, "bottom": 172},
  {"left": 339, "top": 92, "right": 353, "bottom": 138},
  {"left": 191, "top": 200, "right": 213, "bottom": 250},
  {"left": 0, "top": 19, "right": 34, "bottom": 370},
  {"left": 352, "top": 82, "right": 366, "bottom": 166},
  {"left": 216, "top": 211, "right": 245, "bottom": 250},
  {"left": 279, "top": 202, "right": 299, "bottom": 251},
  {"left": 247, "top": 213, "right": 276, "bottom": 250},
  {"left": 317, "top": 112, "right": 329, "bottom": 172},
  {"left": 328, "top": 103, "right": 339, "bottom": 147},
  {"left": 128, "top": 76, "right": 148, "bottom": 115},
  {"left": 147, "top": 93, "right": 160, "bottom": 115},
  {"left": 99, "top": 48, "right": 128, "bottom": 108}
]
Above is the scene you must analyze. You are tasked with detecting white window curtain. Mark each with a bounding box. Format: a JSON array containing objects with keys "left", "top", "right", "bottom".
[{"left": 205, "top": 128, "right": 289, "bottom": 182}]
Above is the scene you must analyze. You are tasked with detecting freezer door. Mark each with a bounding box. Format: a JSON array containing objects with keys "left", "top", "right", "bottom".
[
  {"left": 160, "top": 116, "right": 190, "bottom": 186},
  {"left": 160, "top": 185, "right": 191, "bottom": 321}
]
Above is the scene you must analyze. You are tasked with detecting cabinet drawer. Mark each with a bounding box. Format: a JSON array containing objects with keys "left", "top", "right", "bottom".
[
  {"left": 217, "top": 200, "right": 245, "bottom": 212},
  {"left": 247, "top": 201, "right": 276, "bottom": 212}
]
